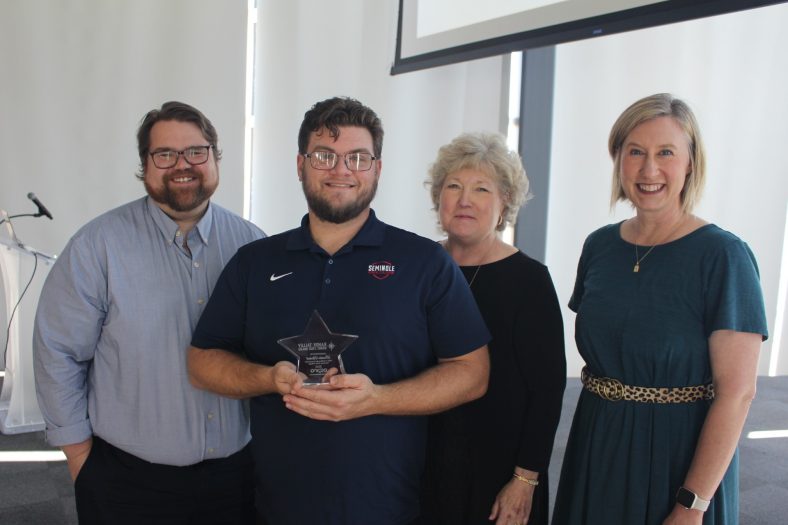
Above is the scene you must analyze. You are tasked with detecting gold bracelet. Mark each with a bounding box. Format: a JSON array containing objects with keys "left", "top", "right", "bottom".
[{"left": 512, "top": 472, "right": 539, "bottom": 486}]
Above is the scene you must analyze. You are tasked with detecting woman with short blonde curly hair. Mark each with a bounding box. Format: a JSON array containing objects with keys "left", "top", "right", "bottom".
[
  {"left": 427, "top": 132, "right": 531, "bottom": 232},
  {"left": 419, "top": 132, "right": 566, "bottom": 525}
]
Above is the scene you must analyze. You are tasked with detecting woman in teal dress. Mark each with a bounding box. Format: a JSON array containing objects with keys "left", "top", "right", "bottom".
[{"left": 552, "top": 93, "right": 768, "bottom": 525}]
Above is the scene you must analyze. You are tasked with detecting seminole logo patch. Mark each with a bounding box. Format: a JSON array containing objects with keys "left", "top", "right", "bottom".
[{"left": 368, "top": 261, "right": 396, "bottom": 280}]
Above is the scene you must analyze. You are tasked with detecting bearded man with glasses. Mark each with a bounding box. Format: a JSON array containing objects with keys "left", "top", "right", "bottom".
[
  {"left": 34, "top": 101, "right": 264, "bottom": 524},
  {"left": 187, "top": 96, "right": 491, "bottom": 525}
]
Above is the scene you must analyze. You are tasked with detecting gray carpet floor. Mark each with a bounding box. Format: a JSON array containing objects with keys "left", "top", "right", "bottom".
[{"left": 1, "top": 376, "right": 785, "bottom": 524}]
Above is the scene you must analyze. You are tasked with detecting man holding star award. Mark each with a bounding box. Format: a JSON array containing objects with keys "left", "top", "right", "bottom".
[{"left": 187, "top": 96, "right": 490, "bottom": 525}]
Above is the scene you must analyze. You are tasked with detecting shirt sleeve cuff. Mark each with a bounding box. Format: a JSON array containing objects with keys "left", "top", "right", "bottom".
[{"left": 44, "top": 420, "right": 93, "bottom": 447}]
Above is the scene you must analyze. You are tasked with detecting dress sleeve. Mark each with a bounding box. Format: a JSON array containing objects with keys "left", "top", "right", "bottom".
[
  {"left": 703, "top": 238, "right": 768, "bottom": 340},
  {"left": 33, "top": 232, "right": 108, "bottom": 446},
  {"left": 513, "top": 264, "right": 567, "bottom": 472},
  {"left": 568, "top": 235, "right": 592, "bottom": 313}
]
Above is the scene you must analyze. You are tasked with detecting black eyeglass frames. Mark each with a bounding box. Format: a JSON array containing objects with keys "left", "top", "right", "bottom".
[{"left": 150, "top": 145, "right": 213, "bottom": 169}]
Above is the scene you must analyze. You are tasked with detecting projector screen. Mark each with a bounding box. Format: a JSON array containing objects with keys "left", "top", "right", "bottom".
[{"left": 392, "top": 0, "right": 785, "bottom": 74}]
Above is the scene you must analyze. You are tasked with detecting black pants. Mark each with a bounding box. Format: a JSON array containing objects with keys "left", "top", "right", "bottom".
[{"left": 74, "top": 436, "right": 255, "bottom": 525}]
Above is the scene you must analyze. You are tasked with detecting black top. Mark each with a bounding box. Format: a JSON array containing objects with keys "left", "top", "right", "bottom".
[{"left": 420, "top": 251, "right": 566, "bottom": 524}]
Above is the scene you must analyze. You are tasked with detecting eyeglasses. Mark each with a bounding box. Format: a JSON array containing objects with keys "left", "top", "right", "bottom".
[
  {"left": 150, "top": 145, "right": 213, "bottom": 169},
  {"left": 303, "top": 151, "right": 377, "bottom": 172}
]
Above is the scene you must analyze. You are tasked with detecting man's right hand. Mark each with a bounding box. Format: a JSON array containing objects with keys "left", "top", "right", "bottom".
[
  {"left": 62, "top": 437, "right": 93, "bottom": 481},
  {"left": 271, "top": 360, "right": 302, "bottom": 395}
]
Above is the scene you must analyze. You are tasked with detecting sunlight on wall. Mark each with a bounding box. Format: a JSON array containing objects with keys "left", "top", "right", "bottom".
[
  {"left": 502, "top": 52, "right": 523, "bottom": 247},
  {"left": 747, "top": 430, "right": 788, "bottom": 440},
  {"left": 768, "top": 202, "right": 788, "bottom": 376},
  {"left": 0, "top": 451, "right": 65, "bottom": 462},
  {"left": 243, "top": 0, "right": 258, "bottom": 220}
]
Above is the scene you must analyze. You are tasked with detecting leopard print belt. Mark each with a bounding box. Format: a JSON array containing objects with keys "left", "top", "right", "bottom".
[{"left": 581, "top": 366, "right": 714, "bottom": 403}]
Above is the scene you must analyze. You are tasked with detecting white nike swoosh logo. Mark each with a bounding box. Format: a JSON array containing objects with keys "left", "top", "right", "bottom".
[{"left": 270, "top": 272, "right": 293, "bottom": 282}]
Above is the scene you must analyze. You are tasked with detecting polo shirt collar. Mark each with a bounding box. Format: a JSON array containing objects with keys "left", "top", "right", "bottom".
[
  {"left": 287, "top": 209, "right": 385, "bottom": 253},
  {"left": 146, "top": 196, "right": 213, "bottom": 245}
]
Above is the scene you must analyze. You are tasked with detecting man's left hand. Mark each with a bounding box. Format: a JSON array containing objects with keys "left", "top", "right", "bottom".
[{"left": 282, "top": 373, "right": 380, "bottom": 421}]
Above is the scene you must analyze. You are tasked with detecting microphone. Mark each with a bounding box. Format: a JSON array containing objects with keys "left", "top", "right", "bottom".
[{"left": 27, "top": 192, "right": 53, "bottom": 220}]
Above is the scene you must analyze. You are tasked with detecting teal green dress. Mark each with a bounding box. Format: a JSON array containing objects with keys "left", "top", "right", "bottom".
[{"left": 552, "top": 223, "right": 768, "bottom": 525}]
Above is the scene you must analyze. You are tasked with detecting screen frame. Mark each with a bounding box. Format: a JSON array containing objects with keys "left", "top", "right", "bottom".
[{"left": 391, "top": 0, "right": 786, "bottom": 75}]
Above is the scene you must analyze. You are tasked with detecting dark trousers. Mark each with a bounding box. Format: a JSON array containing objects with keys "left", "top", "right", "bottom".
[{"left": 74, "top": 436, "right": 255, "bottom": 525}]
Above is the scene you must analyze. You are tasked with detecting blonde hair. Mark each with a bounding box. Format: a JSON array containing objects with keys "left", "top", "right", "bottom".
[
  {"left": 427, "top": 132, "right": 531, "bottom": 231},
  {"left": 608, "top": 93, "right": 706, "bottom": 213}
]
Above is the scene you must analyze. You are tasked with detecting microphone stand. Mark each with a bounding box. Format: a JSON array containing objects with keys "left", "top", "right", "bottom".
[
  {"left": 0, "top": 208, "right": 55, "bottom": 433},
  {"left": 0, "top": 213, "right": 40, "bottom": 225},
  {"left": 0, "top": 209, "right": 57, "bottom": 259}
]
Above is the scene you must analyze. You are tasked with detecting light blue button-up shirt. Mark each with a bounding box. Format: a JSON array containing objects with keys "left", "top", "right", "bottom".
[{"left": 33, "top": 197, "right": 264, "bottom": 465}]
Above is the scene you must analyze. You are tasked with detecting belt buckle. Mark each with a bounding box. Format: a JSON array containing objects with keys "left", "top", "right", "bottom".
[{"left": 599, "top": 377, "right": 624, "bottom": 401}]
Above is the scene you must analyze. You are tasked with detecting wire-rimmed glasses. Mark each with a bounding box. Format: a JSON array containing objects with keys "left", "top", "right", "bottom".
[{"left": 303, "top": 151, "right": 377, "bottom": 171}]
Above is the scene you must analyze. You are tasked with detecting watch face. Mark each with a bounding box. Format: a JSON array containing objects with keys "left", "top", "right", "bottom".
[{"left": 676, "top": 487, "right": 696, "bottom": 509}]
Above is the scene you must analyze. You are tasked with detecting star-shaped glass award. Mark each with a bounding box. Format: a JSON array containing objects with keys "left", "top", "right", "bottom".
[{"left": 277, "top": 311, "right": 359, "bottom": 385}]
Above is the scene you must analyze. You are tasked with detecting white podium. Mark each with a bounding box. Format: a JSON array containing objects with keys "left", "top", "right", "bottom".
[{"left": 0, "top": 211, "right": 56, "bottom": 434}]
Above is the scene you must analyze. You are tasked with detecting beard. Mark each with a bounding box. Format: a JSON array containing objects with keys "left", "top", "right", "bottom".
[
  {"left": 144, "top": 168, "right": 218, "bottom": 213},
  {"left": 301, "top": 166, "right": 378, "bottom": 224}
]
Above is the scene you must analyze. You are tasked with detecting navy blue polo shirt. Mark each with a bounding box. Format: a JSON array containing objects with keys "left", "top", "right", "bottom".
[{"left": 192, "top": 210, "right": 490, "bottom": 525}]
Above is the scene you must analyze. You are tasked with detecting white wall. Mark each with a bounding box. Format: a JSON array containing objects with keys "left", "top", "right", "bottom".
[
  {"left": 251, "top": 0, "right": 506, "bottom": 238},
  {"left": 547, "top": 3, "right": 788, "bottom": 376},
  {"left": 0, "top": 0, "right": 249, "bottom": 257},
  {"left": 3, "top": 0, "right": 785, "bottom": 376}
]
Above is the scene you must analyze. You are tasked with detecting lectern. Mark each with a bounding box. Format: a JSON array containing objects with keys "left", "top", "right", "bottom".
[{"left": 0, "top": 210, "right": 56, "bottom": 433}]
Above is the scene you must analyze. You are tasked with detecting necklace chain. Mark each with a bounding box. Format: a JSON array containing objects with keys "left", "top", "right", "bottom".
[
  {"left": 454, "top": 240, "right": 496, "bottom": 287},
  {"left": 632, "top": 216, "right": 687, "bottom": 273},
  {"left": 633, "top": 244, "right": 656, "bottom": 273},
  {"left": 468, "top": 265, "right": 482, "bottom": 286}
]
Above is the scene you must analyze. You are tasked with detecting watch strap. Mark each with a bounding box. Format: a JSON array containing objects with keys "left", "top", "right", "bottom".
[{"left": 676, "top": 486, "right": 710, "bottom": 512}]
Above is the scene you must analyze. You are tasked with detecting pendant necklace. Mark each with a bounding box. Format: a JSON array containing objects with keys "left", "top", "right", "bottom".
[
  {"left": 458, "top": 241, "right": 495, "bottom": 287},
  {"left": 633, "top": 216, "right": 686, "bottom": 273},
  {"left": 632, "top": 245, "right": 655, "bottom": 273},
  {"left": 468, "top": 264, "right": 483, "bottom": 287}
]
